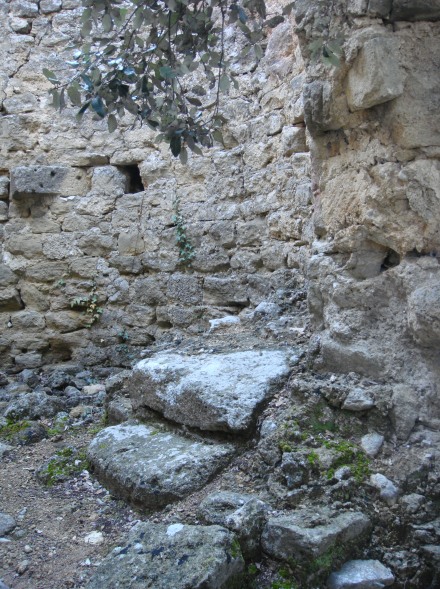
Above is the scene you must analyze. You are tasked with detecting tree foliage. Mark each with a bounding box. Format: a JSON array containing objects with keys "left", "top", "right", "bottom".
[{"left": 43, "top": 0, "right": 287, "bottom": 159}]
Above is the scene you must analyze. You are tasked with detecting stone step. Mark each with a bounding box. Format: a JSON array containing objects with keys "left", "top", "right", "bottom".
[
  {"left": 85, "top": 522, "right": 244, "bottom": 589},
  {"left": 87, "top": 423, "right": 234, "bottom": 509},
  {"left": 129, "top": 349, "right": 292, "bottom": 434}
]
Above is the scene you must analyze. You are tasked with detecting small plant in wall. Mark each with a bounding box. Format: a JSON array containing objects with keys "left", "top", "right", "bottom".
[
  {"left": 70, "top": 282, "right": 104, "bottom": 327},
  {"left": 173, "top": 199, "right": 195, "bottom": 267}
]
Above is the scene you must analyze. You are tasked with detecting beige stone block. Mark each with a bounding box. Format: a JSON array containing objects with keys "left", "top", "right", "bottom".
[
  {"left": 0, "top": 287, "right": 23, "bottom": 311},
  {"left": 0, "top": 201, "right": 8, "bottom": 221},
  {"left": 6, "top": 233, "right": 44, "bottom": 257},
  {"left": 10, "top": 166, "right": 90, "bottom": 199},
  {"left": 118, "top": 231, "right": 145, "bottom": 255},
  {"left": 347, "top": 37, "right": 405, "bottom": 112}
]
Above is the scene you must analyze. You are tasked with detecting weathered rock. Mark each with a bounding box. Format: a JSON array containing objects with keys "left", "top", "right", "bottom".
[
  {"left": 391, "top": 384, "right": 419, "bottom": 440},
  {"left": 10, "top": 421, "right": 48, "bottom": 446},
  {"left": 198, "top": 492, "right": 269, "bottom": 558},
  {"left": 347, "top": 37, "right": 405, "bottom": 112},
  {"left": 0, "top": 513, "right": 16, "bottom": 536},
  {"left": 342, "top": 388, "right": 374, "bottom": 412},
  {"left": 87, "top": 424, "right": 234, "bottom": 508},
  {"left": 4, "top": 393, "right": 65, "bottom": 421},
  {"left": 0, "top": 442, "right": 13, "bottom": 459},
  {"left": 327, "top": 559, "right": 394, "bottom": 589},
  {"left": 407, "top": 283, "right": 440, "bottom": 347},
  {"left": 370, "top": 473, "right": 400, "bottom": 505},
  {"left": 360, "top": 433, "right": 384, "bottom": 458},
  {"left": 129, "top": 350, "right": 291, "bottom": 433},
  {"left": 10, "top": 166, "right": 89, "bottom": 198},
  {"left": 400, "top": 493, "right": 425, "bottom": 514},
  {"left": 262, "top": 508, "right": 371, "bottom": 560},
  {"left": 85, "top": 522, "right": 244, "bottom": 589},
  {"left": 391, "top": 0, "right": 440, "bottom": 20}
]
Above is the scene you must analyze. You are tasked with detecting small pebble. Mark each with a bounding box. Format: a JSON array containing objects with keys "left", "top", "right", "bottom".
[
  {"left": 16, "top": 560, "right": 30, "bottom": 575},
  {"left": 24, "top": 545, "right": 32, "bottom": 553}
]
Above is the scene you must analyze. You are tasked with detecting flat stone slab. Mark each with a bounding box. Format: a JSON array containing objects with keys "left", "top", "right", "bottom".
[
  {"left": 262, "top": 507, "right": 371, "bottom": 560},
  {"left": 327, "top": 559, "right": 394, "bottom": 589},
  {"left": 87, "top": 424, "right": 234, "bottom": 508},
  {"left": 85, "top": 522, "right": 244, "bottom": 589},
  {"left": 129, "top": 350, "right": 291, "bottom": 433}
]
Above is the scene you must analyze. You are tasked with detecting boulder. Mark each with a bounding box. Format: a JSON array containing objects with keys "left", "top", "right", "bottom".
[
  {"left": 85, "top": 522, "right": 244, "bottom": 589},
  {"left": 327, "top": 559, "right": 394, "bottom": 589},
  {"left": 87, "top": 424, "right": 234, "bottom": 508},
  {"left": 262, "top": 508, "right": 371, "bottom": 560},
  {"left": 129, "top": 350, "right": 291, "bottom": 433}
]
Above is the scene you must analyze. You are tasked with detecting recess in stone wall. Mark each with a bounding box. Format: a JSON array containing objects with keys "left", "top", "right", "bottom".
[{"left": 118, "top": 164, "right": 145, "bottom": 193}]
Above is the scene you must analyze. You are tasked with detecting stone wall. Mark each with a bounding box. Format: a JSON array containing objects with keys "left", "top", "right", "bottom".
[
  {"left": 293, "top": 0, "right": 440, "bottom": 431},
  {"left": 0, "top": 0, "right": 311, "bottom": 369}
]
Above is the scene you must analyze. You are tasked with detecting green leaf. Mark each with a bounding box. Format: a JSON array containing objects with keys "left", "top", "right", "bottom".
[
  {"left": 91, "top": 96, "right": 106, "bottom": 118},
  {"left": 170, "top": 135, "right": 181, "bottom": 157},
  {"left": 77, "top": 100, "right": 91, "bottom": 119},
  {"left": 212, "top": 129, "right": 224, "bottom": 145},
  {"left": 81, "top": 19, "right": 93, "bottom": 38},
  {"left": 107, "top": 114, "right": 118, "bottom": 133},
  {"left": 219, "top": 74, "right": 230, "bottom": 93},
  {"left": 102, "top": 13, "right": 113, "bottom": 32},
  {"left": 49, "top": 88, "right": 60, "bottom": 109},
  {"left": 67, "top": 85, "right": 82, "bottom": 107},
  {"left": 42, "top": 68, "right": 59, "bottom": 85}
]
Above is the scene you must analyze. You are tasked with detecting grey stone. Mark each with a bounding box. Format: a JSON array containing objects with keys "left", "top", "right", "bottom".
[
  {"left": 10, "top": 1, "right": 39, "bottom": 17},
  {"left": 262, "top": 508, "right": 371, "bottom": 560},
  {"left": 106, "top": 396, "right": 133, "bottom": 424},
  {"left": 400, "top": 493, "right": 425, "bottom": 514},
  {"left": 327, "top": 559, "right": 394, "bottom": 589},
  {"left": 0, "top": 202, "right": 8, "bottom": 222},
  {"left": 391, "top": 384, "right": 419, "bottom": 441},
  {"left": 203, "top": 277, "right": 249, "bottom": 306},
  {"left": 391, "top": 0, "right": 440, "bottom": 20},
  {"left": 90, "top": 166, "right": 128, "bottom": 195},
  {"left": 360, "top": 433, "right": 384, "bottom": 458},
  {"left": 3, "top": 93, "right": 37, "bottom": 115},
  {"left": 0, "top": 442, "right": 13, "bottom": 459},
  {"left": 129, "top": 350, "right": 291, "bottom": 433},
  {"left": 166, "top": 274, "right": 203, "bottom": 304},
  {"left": 39, "top": 0, "right": 63, "bottom": 13},
  {"left": 370, "top": 473, "right": 400, "bottom": 505},
  {"left": 0, "top": 513, "right": 16, "bottom": 536},
  {"left": 0, "top": 176, "right": 9, "bottom": 199},
  {"left": 0, "top": 287, "right": 23, "bottom": 311},
  {"left": 407, "top": 283, "right": 440, "bottom": 346},
  {"left": 208, "top": 316, "right": 240, "bottom": 331},
  {"left": 0, "top": 266, "right": 17, "bottom": 289},
  {"left": 85, "top": 522, "right": 244, "bottom": 589},
  {"left": 198, "top": 492, "right": 269, "bottom": 558},
  {"left": 9, "top": 421, "right": 48, "bottom": 446},
  {"left": 347, "top": 37, "right": 405, "bottom": 112},
  {"left": 254, "top": 302, "right": 282, "bottom": 318},
  {"left": 4, "top": 392, "right": 65, "bottom": 421},
  {"left": 342, "top": 388, "right": 374, "bottom": 411},
  {"left": 87, "top": 424, "right": 234, "bottom": 508},
  {"left": 0, "top": 579, "right": 11, "bottom": 589},
  {"left": 10, "top": 166, "right": 89, "bottom": 199}
]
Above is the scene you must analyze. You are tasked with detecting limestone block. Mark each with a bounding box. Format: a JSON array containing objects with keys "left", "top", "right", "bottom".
[
  {"left": 0, "top": 265, "right": 18, "bottom": 286},
  {"left": 19, "top": 283, "right": 50, "bottom": 311},
  {"left": 391, "top": 0, "right": 440, "bottom": 20},
  {"left": 25, "top": 261, "right": 68, "bottom": 282},
  {"left": 348, "top": 0, "right": 392, "bottom": 16},
  {"left": 77, "top": 232, "right": 114, "bottom": 256},
  {"left": 130, "top": 277, "right": 165, "bottom": 306},
  {"left": 0, "top": 287, "right": 23, "bottom": 311},
  {"left": 130, "top": 350, "right": 291, "bottom": 433},
  {"left": 10, "top": 166, "right": 89, "bottom": 199},
  {"left": 391, "top": 384, "right": 419, "bottom": 440},
  {"left": 0, "top": 201, "right": 8, "bottom": 221},
  {"left": 191, "top": 248, "right": 230, "bottom": 273},
  {"left": 45, "top": 311, "right": 91, "bottom": 333},
  {"left": 281, "top": 126, "right": 307, "bottom": 156},
  {"left": 90, "top": 166, "right": 128, "bottom": 196},
  {"left": 347, "top": 37, "right": 405, "bottom": 112},
  {"left": 123, "top": 304, "right": 156, "bottom": 327},
  {"left": 260, "top": 243, "right": 286, "bottom": 270},
  {"left": 0, "top": 177, "right": 9, "bottom": 200},
  {"left": 85, "top": 522, "right": 244, "bottom": 589},
  {"left": 342, "top": 388, "right": 375, "bottom": 411},
  {"left": 87, "top": 424, "right": 234, "bottom": 508},
  {"left": 303, "top": 81, "right": 348, "bottom": 134},
  {"left": 6, "top": 233, "right": 43, "bottom": 257},
  {"left": 3, "top": 93, "right": 38, "bottom": 114},
  {"left": 40, "top": 0, "right": 63, "bottom": 13},
  {"left": 0, "top": 116, "right": 37, "bottom": 152},
  {"left": 42, "top": 234, "right": 81, "bottom": 260},
  {"left": 167, "top": 274, "right": 203, "bottom": 305},
  {"left": 9, "top": 17, "right": 32, "bottom": 34},
  {"left": 262, "top": 508, "right": 371, "bottom": 560},
  {"left": 230, "top": 250, "right": 261, "bottom": 273},
  {"left": 10, "top": 1, "right": 39, "bottom": 17},
  {"left": 203, "top": 277, "right": 249, "bottom": 306},
  {"left": 209, "top": 221, "right": 236, "bottom": 248},
  {"left": 327, "top": 560, "right": 394, "bottom": 589},
  {"left": 117, "top": 231, "right": 144, "bottom": 255},
  {"left": 267, "top": 210, "right": 302, "bottom": 241},
  {"left": 12, "top": 311, "right": 45, "bottom": 330},
  {"left": 407, "top": 281, "right": 440, "bottom": 347}
]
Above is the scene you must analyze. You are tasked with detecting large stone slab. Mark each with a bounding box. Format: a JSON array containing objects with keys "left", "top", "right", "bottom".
[
  {"left": 87, "top": 424, "right": 234, "bottom": 508},
  {"left": 10, "top": 166, "right": 89, "bottom": 198},
  {"left": 327, "top": 559, "right": 394, "bottom": 589},
  {"left": 129, "top": 350, "right": 291, "bottom": 433},
  {"left": 85, "top": 522, "right": 244, "bottom": 589},
  {"left": 262, "top": 507, "right": 371, "bottom": 560}
]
